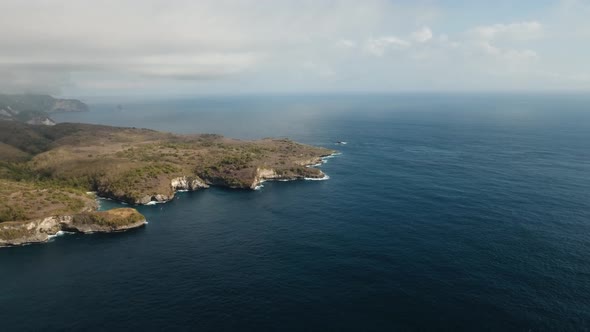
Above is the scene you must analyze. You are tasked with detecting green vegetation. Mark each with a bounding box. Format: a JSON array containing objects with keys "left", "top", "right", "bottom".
[
  {"left": 0, "top": 120, "right": 333, "bottom": 223},
  {"left": 0, "top": 206, "right": 27, "bottom": 223},
  {"left": 0, "top": 118, "right": 335, "bottom": 246},
  {"left": 0, "top": 222, "right": 37, "bottom": 241},
  {"left": 0, "top": 178, "right": 94, "bottom": 222},
  {"left": 0, "top": 94, "right": 88, "bottom": 126},
  {"left": 0, "top": 94, "right": 56, "bottom": 113},
  {"left": 0, "top": 93, "right": 87, "bottom": 114},
  {"left": 73, "top": 209, "right": 145, "bottom": 229}
]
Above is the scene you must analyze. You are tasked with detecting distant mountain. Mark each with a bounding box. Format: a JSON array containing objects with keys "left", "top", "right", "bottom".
[{"left": 0, "top": 94, "right": 88, "bottom": 126}]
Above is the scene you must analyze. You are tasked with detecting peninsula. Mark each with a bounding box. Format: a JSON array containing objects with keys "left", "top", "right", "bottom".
[
  {"left": 0, "top": 93, "right": 88, "bottom": 125},
  {"left": 0, "top": 119, "right": 335, "bottom": 247}
]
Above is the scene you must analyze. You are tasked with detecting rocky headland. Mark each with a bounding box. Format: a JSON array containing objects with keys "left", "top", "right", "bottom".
[
  {"left": 0, "top": 119, "right": 336, "bottom": 247},
  {"left": 0, "top": 209, "right": 146, "bottom": 247},
  {"left": 0, "top": 93, "right": 87, "bottom": 126}
]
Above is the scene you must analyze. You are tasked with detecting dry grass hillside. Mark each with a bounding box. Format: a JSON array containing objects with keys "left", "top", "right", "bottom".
[
  {"left": 0, "top": 120, "right": 334, "bottom": 246},
  {"left": 0, "top": 120, "right": 334, "bottom": 211},
  {"left": 0, "top": 178, "right": 96, "bottom": 222}
]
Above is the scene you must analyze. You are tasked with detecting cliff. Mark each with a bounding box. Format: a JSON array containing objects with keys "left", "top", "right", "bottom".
[
  {"left": 0, "top": 121, "right": 335, "bottom": 204},
  {"left": 0, "top": 178, "right": 146, "bottom": 247},
  {"left": 250, "top": 165, "right": 327, "bottom": 189},
  {"left": 0, "top": 209, "right": 146, "bottom": 247}
]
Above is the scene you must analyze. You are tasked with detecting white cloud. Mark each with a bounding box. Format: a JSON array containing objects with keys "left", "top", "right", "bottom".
[
  {"left": 477, "top": 42, "right": 538, "bottom": 61},
  {"left": 411, "top": 26, "right": 433, "bottom": 43},
  {"left": 465, "top": 21, "right": 542, "bottom": 63},
  {"left": 0, "top": 0, "right": 414, "bottom": 93},
  {"left": 362, "top": 26, "right": 432, "bottom": 57},
  {"left": 132, "top": 53, "right": 260, "bottom": 79},
  {"left": 365, "top": 36, "right": 411, "bottom": 56},
  {"left": 0, "top": 1, "right": 588, "bottom": 94},
  {"left": 470, "top": 21, "right": 543, "bottom": 41},
  {"left": 335, "top": 39, "right": 357, "bottom": 49},
  {"left": 301, "top": 61, "right": 335, "bottom": 78}
]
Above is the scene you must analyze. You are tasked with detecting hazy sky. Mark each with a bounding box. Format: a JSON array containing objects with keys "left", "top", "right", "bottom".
[{"left": 1, "top": 0, "right": 589, "bottom": 96}]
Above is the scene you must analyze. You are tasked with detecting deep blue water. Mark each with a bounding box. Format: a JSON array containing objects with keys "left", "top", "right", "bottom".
[{"left": 2, "top": 94, "right": 590, "bottom": 331}]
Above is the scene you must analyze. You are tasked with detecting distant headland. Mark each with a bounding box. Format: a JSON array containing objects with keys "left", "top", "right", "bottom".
[{"left": 0, "top": 93, "right": 87, "bottom": 126}]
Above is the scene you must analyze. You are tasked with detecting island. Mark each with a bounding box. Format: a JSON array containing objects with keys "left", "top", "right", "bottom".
[{"left": 0, "top": 120, "right": 336, "bottom": 247}]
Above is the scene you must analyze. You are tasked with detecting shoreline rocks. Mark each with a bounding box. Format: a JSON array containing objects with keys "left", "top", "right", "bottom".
[
  {"left": 249, "top": 153, "right": 336, "bottom": 190},
  {"left": 95, "top": 154, "right": 336, "bottom": 205},
  {"left": 0, "top": 120, "right": 340, "bottom": 248},
  {"left": 0, "top": 208, "right": 146, "bottom": 248},
  {"left": 97, "top": 175, "right": 211, "bottom": 205}
]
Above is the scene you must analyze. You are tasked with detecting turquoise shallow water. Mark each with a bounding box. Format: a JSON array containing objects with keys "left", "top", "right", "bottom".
[{"left": 2, "top": 94, "right": 590, "bottom": 331}]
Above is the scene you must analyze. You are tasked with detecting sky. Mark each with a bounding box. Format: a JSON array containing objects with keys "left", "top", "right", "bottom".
[{"left": 0, "top": 0, "right": 589, "bottom": 97}]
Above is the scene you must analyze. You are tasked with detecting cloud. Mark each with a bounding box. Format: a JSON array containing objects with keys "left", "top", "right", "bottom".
[
  {"left": 470, "top": 21, "right": 543, "bottom": 41},
  {"left": 301, "top": 61, "right": 335, "bottom": 78},
  {"left": 1, "top": 0, "right": 427, "bottom": 93},
  {"left": 0, "top": 1, "right": 587, "bottom": 94},
  {"left": 365, "top": 36, "right": 411, "bottom": 56},
  {"left": 0, "top": 67, "right": 70, "bottom": 94},
  {"left": 464, "top": 21, "right": 542, "bottom": 63},
  {"left": 477, "top": 42, "right": 538, "bottom": 61},
  {"left": 335, "top": 39, "right": 357, "bottom": 49},
  {"left": 361, "top": 26, "right": 431, "bottom": 57},
  {"left": 411, "top": 27, "right": 433, "bottom": 43}
]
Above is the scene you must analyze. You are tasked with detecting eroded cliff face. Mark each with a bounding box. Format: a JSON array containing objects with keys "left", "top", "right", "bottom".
[
  {"left": 0, "top": 209, "right": 146, "bottom": 247},
  {"left": 251, "top": 168, "right": 279, "bottom": 189},
  {"left": 250, "top": 166, "right": 327, "bottom": 189},
  {"left": 295, "top": 156, "right": 324, "bottom": 167},
  {"left": 98, "top": 175, "right": 211, "bottom": 205},
  {"left": 0, "top": 216, "right": 63, "bottom": 247},
  {"left": 171, "top": 176, "right": 209, "bottom": 191}
]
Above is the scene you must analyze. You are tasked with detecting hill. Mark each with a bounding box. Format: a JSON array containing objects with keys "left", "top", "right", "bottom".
[{"left": 0, "top": 94, "right": 88, "bottom": 125}]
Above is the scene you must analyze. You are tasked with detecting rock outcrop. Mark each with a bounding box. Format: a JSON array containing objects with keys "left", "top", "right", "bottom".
[
  {"left": 0, "top": 208, "right": 146, "bottom": 247},
  {"left": 171, "top": 176, "right": 210, "bottom": 191},
  {"left": 250, "top": 164, "right": 328, "bottom": 189},
  {"left": 96, "top": 175, "right": 211, "bottom": 205}
]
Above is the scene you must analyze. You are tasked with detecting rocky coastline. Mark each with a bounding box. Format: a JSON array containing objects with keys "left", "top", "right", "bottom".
[
  {"left": 0, "top": 153, "right": 335, "bottom": 247},
  {"left": 0, "top": 208, "right": 146, "bottom": 248},
  {"left": 95, "top": 153, "right": 337, "bottom": 205},
  {"left": 0, "top": 120, "right": 338, "bottom": 248},
  {"left": 249, "top": 154, "right": 335, "bottom": 190}
]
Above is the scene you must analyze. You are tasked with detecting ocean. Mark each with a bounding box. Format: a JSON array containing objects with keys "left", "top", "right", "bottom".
[{"left": 1, "top": 94, "right": 590, "bottom": 331}]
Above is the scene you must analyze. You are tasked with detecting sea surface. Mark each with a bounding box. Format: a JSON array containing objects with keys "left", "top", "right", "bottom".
[{"left": 2, "top": 94, "right": 590, "bottom": 331}]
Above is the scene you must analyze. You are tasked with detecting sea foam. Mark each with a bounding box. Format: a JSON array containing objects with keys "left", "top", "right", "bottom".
[
  {"left": 47, "top": 231, "right": 75, "bottom": 241},
  {"left": 305, "top": 174, "right": 330, "bottom": 181}
]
